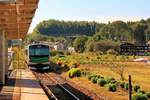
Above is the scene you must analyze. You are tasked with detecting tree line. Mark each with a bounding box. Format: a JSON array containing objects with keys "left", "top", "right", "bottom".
[{"left": 31, "top": 18, "right": 150, "bottom": 45}]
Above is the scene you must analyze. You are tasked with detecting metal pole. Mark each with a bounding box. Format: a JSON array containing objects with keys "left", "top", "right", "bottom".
[{"left": 128, "top": 75, "right": 132, "bottom": 100}]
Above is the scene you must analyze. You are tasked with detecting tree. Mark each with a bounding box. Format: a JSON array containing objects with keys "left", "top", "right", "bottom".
[
  {"left": 93, "top": 40, "right": 120, "bottom": 53},
  {"left": 131, "top": 23, "right": 148, "bottom": 44},
  {"left": 110, "top": 62, "right": 125, "bottom": 81},
  {"left": 73, "top": 36, "right": 88, "bottom": 53},
  {"left": 86, "top": 37, "right": 94, "bottom": 52},
  {"left": 145, "top": 26, "right": 150, "bottom": 42}
]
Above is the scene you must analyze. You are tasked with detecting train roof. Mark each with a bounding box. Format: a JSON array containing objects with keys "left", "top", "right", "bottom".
[{"left": 27, "top": 43, "right": 49, "bottom": 47}]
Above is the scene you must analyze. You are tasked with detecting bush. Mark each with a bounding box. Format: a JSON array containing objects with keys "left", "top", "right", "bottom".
[
  {"left": 97, "top": 79, "right": 107, "bottom": 87},
  {"left": 93, "top": 40, "right": 119, "bottom": 52},
  {"left": 146, "top": 92, "right": 150, "bottom": 98},
  {"left": 67, "top": 68, "right": 81, "bottom": 78},
  {"left": 138, "top": 89, "right": 145, "bottom": 94},
  {"left": 64, "top": 51, "right": 71, "bottom": 55},
  {"left": 96, "top": 75, "right": 101, "bottom": 78},
  {"left": 105, "top": 77, "right": 116, "bottom": 84},
  {"left": 81, "top": 71, "right": 88, "bottom": 76},
  {"left": 91, "top": 77, "right": 97, "bottom": 84},
  {"left": 134, "top": 85, "right": 141, "bottom": 92},
  {"left": 120, "top": 82, "right": 125, "bottom": 88},
  {"left": 132, "top": 93, "right": 148, "bottom": 100},
  {"left": 106, "top": 83, "right": 117, "bottom": 92},
  {"left": 107, "top": 49, "right": 118, "bottom": 55},
  {"left": 88, "top": 74, "right": 97, "bottom": 80},
  {"left": 124, "top": 83, "right": 129, "bottom": 90},
  {"left": 50, "top": 51, "right": 64, "bottom": 56},
  {"left": 73, "top": 36, "right": 88, "bottom": 53}
]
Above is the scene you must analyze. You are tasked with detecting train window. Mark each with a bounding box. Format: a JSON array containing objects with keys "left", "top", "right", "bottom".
[{"left": 29, "top": 47, "right": 49, "bottom": 56}]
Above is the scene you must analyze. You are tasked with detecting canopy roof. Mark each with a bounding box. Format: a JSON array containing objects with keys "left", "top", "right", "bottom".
[{"left": 0, "top": 0, "right": 39, "bottom": 39}]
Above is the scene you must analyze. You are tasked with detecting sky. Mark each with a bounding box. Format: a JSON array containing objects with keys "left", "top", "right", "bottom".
[{"left": 28, "top": 0, "right": 150, "bottom": 33}]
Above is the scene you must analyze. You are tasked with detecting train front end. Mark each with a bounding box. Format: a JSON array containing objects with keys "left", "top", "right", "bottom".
[{"left": 27, "top": 44, "right": 50, "bottom": 71}]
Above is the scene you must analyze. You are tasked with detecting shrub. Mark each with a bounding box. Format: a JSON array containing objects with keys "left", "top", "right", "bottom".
[
  {"left": 138, "top": 89, "right": 145, "bottom": 94},
  {"left": 100, "top": 76, "right": 104, "bottom": 79},
  {"left": 146, "top": 92, "right": 150, "bottom": 98},
  {"left": 132, "top": 93, "right": 148, "bottom": 100},
  {"left": 97, "top": 79, "right": 107, "bottom": 87},
  {"left": 107, "top": 49, "right": 118, "bottom": 55},
  {"left": 81, "top": 71, "right": 90, "bottom": 76},
  {"left": 93, "top": 40, "right": 119, "bottom": 52},
  {"left": 63, "top": 64, "right": 70, "bottom": 71},
  {"left": 64, "top": 51, "right": 71, "bottom": 55},
  {"left": 120, "top": 82, "right": 125, "bottom": 88},
  {"left": 96, "top": 75, "right": 101, "bottom": 78},
  {"left": 88, "top": 74, "right": 97, "bottom": 80},
  {"left": 105, "top": 77, "right": 116, "bottom": 84},
  {"left": 91, "top": 77, "right": 97, "bottom": 84},
  {"left": 115, "top": 81, "right": 120, "bottom": 86},
  {"left": 67, "top": 68, "right": 81, "bottom": 78},
  {"left": 50, "top": 51, "right": 64, "bottom": 56},
  {"left": 88, "top": 75, "right": 92, "bottom": 80},
  {"left": 124, "top": 83, "right": 129, "bottom": 90},
  {"left": 134, "top": 85, "right": 141, "bottom": 92},
  {"left": 106, "top": 83, "right": 117, "bottom": 92}
]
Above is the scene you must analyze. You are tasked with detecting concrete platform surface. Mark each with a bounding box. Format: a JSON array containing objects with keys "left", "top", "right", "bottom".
[{"left": 0, "top": 69, "right": 49, "bottom": 100}]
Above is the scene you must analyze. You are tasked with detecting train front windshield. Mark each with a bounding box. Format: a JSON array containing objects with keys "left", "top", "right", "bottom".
[{"left": 29, "top": 45, "right": 49, "bottom": 56}]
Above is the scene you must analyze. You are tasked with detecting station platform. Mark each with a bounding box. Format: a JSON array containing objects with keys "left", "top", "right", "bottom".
[{"left": 0, "top": 69, "right": 49, "bottom": 100}]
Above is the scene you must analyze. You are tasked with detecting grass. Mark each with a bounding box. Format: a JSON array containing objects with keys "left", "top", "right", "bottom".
[
  {"left": 71, "top": 62, "right": 150, "bottom": 100},
  {"left": 56, "top": 53, "right": 150, "bottom": 100},
  {"left": 51, "top": 53, "right": 139, "bottom": 66},
  {"left": 79, "top": 63, "right": 150, "bottom": 90},
  {"left": 11, "top": 46, "right": 28, "bottom": 69}
]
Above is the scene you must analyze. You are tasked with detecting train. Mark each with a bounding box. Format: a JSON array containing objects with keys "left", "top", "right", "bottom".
[{"left": 26, "top": 43, "right": 50, "bottom": 70}]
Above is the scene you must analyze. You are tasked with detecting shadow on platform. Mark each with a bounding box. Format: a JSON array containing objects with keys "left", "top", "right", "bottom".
[{"left": 6, "top": 78, "right": 41, "bottom": 88}]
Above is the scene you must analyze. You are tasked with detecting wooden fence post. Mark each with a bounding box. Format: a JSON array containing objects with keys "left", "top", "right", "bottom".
[{"left": 129, "top": 75, "right": 132, "bottom": 100}]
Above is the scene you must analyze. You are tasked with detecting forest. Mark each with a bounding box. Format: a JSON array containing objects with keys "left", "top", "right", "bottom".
[
  {"left": 30, "top": 18, "right": 150, "bottom": 44},
  {"left": 24, "top": 18, "right": 150, "bottom": 53}
]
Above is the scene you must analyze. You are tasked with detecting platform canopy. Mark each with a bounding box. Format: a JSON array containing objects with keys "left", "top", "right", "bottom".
[{"left": 0, "top": 0, "right": 39, "bottom": 39}]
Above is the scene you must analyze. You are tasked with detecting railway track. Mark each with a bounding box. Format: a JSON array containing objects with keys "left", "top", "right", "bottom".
[{"left": 33, "top": 72, "right": 80, "bottom": 100}]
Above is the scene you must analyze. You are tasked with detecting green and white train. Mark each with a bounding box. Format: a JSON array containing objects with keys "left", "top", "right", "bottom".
[{"left": 26, "top": 43, "right": 50, "bottom": 70}]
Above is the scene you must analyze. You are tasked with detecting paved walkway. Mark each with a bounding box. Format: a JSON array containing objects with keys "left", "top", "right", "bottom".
[{"left": 0, "top": 69, "right": 49, "bottom": 100}]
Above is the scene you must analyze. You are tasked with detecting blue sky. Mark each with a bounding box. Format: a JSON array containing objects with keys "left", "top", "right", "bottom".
[{"left": 29, "top": 0, "right": 150, "bottom": 33}]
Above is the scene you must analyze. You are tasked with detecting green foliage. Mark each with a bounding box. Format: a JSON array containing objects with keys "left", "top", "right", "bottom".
[
  {"left": 97, "top": 79, "right": 107, "bottom": 87},
  {"left": 106, "top": 83, "right": 117, "bottom": 92},
  {"left": 138, "top": 89, "right": 146, "bottom": 94},
  {"left": 85, "top": 37, "right": 94, "bottom": 52},
  {"left": 67, "top": 68, "right": 81, "bottom": 78},
  {"left": 93, "top": 40, "right": 120, "bottom": 53},
  {"left": 146, "top": 92, "right": 150, "bottom": 98},
  {"left": 88, "top": 74, "right": 97, "bottom": 80},
  {"left": 124, "top": 83, "right": 129, "bottom": 90},
  {"left": 134, "top": 85, "right": 141, "bottom": 92},
  {"left": 131, "top": 23, "right": 148, "bottom": 44},
  {"left": 107, "top": 49, "right": 118, "bottom": 55},
  {"left": 120, "top": 82, "right": 125, "bottom": 88},
  {"left": 132, "top": 93, "right": 148, "bottom": 100},
  {"left": 28, "top": 18, "right": 150, "bottom": 46},
  {"left": 91, "top": 77, "right": 97, "bottom": 84},
  {"left": 73, "top": 36, "right": 88, "bottom": 53},
  {"left": 105, "top": 77, "right": 116, "bottom": 84},
  {"left": 50, "top": 51, "right": 64, "bottom": 56},
  {"left": 32, "top": 19, "right": 99, "bottom": 36}
]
